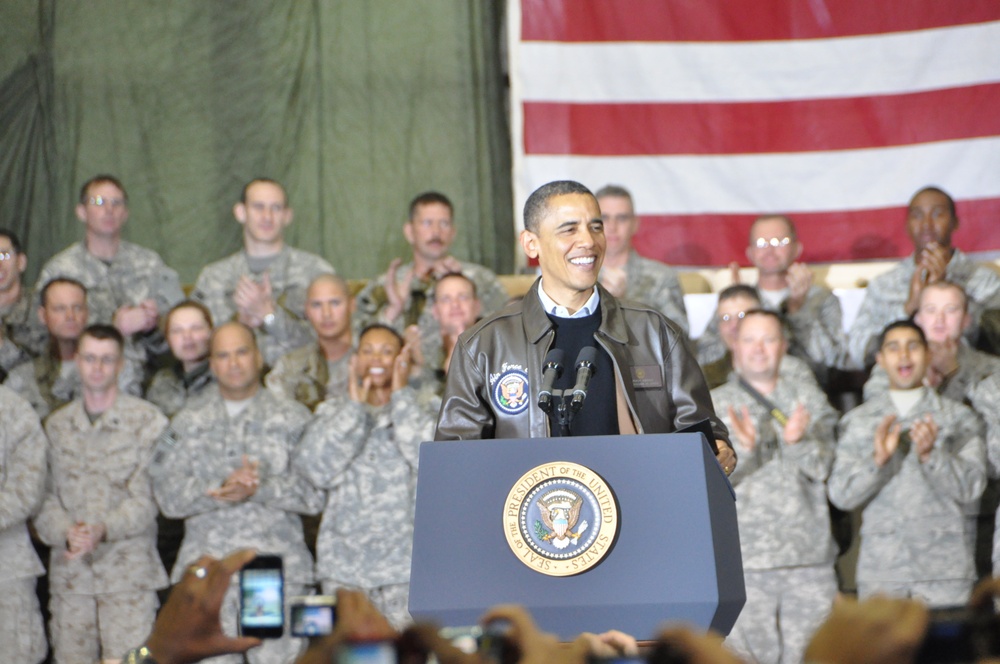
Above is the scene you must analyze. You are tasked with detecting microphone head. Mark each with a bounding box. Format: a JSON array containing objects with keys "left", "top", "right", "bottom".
[
  {"left": 543, "top": 348, "right": 566, "bottom": 376},
  {"left": 575, "top": 346, "right": 598, "bottom": 369}
]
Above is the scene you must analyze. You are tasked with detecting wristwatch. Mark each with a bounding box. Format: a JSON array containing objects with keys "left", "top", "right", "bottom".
[
  {"left": 122, "top": 645, "right": 158, "bottom": 663},
  {"left": 262, "top": 312, "right": 276, "bottom": 329}
]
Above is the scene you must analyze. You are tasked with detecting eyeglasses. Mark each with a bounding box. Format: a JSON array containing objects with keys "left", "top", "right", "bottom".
[
  {"left": 719, "top": 311, "right": 746, "bottom": 323},
  {"left": 753, "top": 236, "right": 792, "bottom": 249},
  {"left": 88, "top": 196, "right": 125, "bottom": 208},
  {"left": 0, "top": 252, "right": 14, "bottom": 261}
]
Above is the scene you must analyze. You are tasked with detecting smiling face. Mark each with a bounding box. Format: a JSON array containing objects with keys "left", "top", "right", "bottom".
[
  {"left": 914, "top": 283, "right": 969, "bottom": 344},
  {"left": 716, "top": 293, "right": 760, "bottom": 351},
  {"left": 877, "top": 326, "right": 929, "bottom": 390},
  {"left": 520, "top": 193, "right": 605, "bottom": 311},
  {"left": 732, "top": 312, "right": 786, "bottom": 383},
  {"left": 432, "top": 274, "right": 480, "bottom": 334},
  {"left": 355, "top": 327, "right": 403, "bottom": 390},
  {"left": 0, "top": 234, "right": 26, "bottom": 295}
]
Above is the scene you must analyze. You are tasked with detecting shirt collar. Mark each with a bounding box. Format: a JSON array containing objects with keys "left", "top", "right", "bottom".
[{"left": 537, "top": 280, "right": 601, "bottom": 319}]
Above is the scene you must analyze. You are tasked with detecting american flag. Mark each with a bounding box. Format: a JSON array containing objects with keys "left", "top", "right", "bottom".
[{"left": 509, "top": 0, "right": 1000, "bottom": 266}]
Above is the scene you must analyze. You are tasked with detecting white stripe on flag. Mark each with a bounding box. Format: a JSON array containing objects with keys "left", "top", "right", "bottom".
[
  {"left": 519, "top": 21, "right": 1000, "bottom": 103},
  {"left": 521, "top": 136, "right": 1000, "bottom": 214}
]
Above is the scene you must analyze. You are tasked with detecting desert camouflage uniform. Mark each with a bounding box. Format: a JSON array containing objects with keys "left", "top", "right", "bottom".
[
  {"left": 698, "top": 284, "right": 843, "bottom": 382},
  {"left": 192, "top": 246, "right": 335, "bottom": 366},
  {"left": 621, "top": 251, "right": 689, "bottom": 333},
  {"left": 828, "top": 389, "right": 986, "bottom": 605},
  {"left": 3, "top": 349, "right": 142, "bottom": 419},
  {"left": 1, "top": 287, "right": 47, "bottom": 357},
  {"left": 846, "top": 250, "right": 1000, "bottom": 369},
  {"left": 969, "top": 374, "right": 1000, "bottom": 577},
  {"left": 34, "top": 394, "right": 169, "bottom": 663},
  {"left": 265, "top": 343, "right": 350, "bottom": 411},
  {"left": 34, "top": 241, "right": 184, "bottom": 364},
  {"left": 0, "top": 336, "right": 30, "bottom": 381},
  {"left": 863, "top": 343, "right": 1000, "bottom": 404},
  {"left": 150, "top": 386, "right": 324, "bottom": 664},
  {"left": 712, "top": 375, "right": 838, "bottom": 664},
  {"left": 0, "top": 386, "right": 48, "bottom": 664},
  {"left": 355, "top": 259, "right": 508, "bottom": 371},
  {"left": 145, "top": 361, "right": 215, "bottom": 417},
  {"left": 293, "top": 386, "right": 438, "bottom": 628}
]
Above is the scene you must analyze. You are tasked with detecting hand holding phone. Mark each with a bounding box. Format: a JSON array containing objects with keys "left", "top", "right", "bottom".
[{"left": 239, "top": 555, "right": 284, "bottom": 639}]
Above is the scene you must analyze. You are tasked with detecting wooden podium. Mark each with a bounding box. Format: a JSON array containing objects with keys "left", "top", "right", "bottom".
[{"left": 408, "top": 433, "right": 745, "bottom": 640}]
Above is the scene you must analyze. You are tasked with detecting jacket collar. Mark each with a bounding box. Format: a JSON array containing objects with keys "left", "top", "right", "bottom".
[{"left": 521, "top": 278, "right": 630, "bottom": 345}]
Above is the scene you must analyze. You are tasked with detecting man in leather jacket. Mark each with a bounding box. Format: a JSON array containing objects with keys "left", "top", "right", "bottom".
[{"left": 434, "top": 180, "right": 735, "bottom": 475}]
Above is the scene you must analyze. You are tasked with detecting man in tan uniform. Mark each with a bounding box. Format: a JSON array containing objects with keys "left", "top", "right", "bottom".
[{"left": 34, "top": 324, "right": 168, "bottom": 663}]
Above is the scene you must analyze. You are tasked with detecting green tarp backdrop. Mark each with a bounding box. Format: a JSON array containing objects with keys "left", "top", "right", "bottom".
[{"left": 0, "top": 0, "right": 513, "bottom": 285}]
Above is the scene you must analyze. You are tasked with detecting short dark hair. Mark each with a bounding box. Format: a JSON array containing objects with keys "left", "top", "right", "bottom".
[
  {"left": 877, "top": 319, "right": 927, "bottom": 351},
  {"left": 523, "top": 180, "right": 596, "bottom": 233},
  {"left": 240, "top": 178, "right": 288, "bottom": 205},
  {"left": 738, "top": 308, "right": 787, "bottom": 338},
  {"left": 408, "top": 191, "right": 453, "bottom": 220},
  {"left": 358, "top": 323, "right": 404, "bottom": 348},
  {"left": 40, "top": 277, "right": 87, "bottom": 307},
  {"left": 79, "top": 323, "right": 124, "bottom": 352},
  {"left": 594, "top": 184, "right": 634, "bottom": 207},
  {"left": 909, "top": 186, "right": 956, "bottom": 219},
  {"left": 0, "top": 227, "right": 23, "bottom": 254},
  {"left": 165, "top": 300, "right": 214, "bottom": 332},
  {"left": 79, "top": 175, "right": 128, "bottom": 205},
  {"left": 434, "top": 272, "right": 478, "bottom": 300},
  {"left": 718, "top": 284, "right": 761, "bottom": 306}
]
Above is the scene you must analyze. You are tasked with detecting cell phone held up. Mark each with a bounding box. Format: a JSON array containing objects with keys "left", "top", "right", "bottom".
[
  {"left": 239, "top": 554, "right": 284, "bottom": 639},
  {"left": 290, "top": 595, "right": 337, "bottom": 638}
]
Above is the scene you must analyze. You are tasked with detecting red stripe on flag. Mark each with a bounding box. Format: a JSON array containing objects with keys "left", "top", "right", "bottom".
[
  {"left": 521, "top": 0, "right": 1000, "bottom": 43},
  {"left": 631, "top": 198, "right": 1000, "bottom": 266},
  {"left": 523, "top": 85, "right": 1000, "bottom": 155}
]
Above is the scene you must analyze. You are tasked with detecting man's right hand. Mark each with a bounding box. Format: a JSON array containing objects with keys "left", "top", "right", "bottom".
[
  {"left": 873, "top": 414, "right": 902, "bottom": 467},
  {"left": 382, "top": 258, "right": 412, "bottom": 322}
]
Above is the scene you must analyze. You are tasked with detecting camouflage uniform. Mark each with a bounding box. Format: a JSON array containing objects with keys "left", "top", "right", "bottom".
[
  {"left": 712, "top": 375, "right": 838, "bottom": 664},
  {"left": 846, "top": 250, "right": 1000, "bottom": 369},
  {"left": 34, "top": 241, "right": 185, "bottom": 360},
  {"left": 34, "top": 394, "right": 169, "bottom": 663},
  {"left": 150, "top": 386, "right": 324, "bottom": 664},
  {"left": 697, "top": 284, "right": 843, "bottom": 381},
  {"left": 145, "top": 361, "right": 215, "bottom": 417},
  {"left": 355, "top": 260, "right": 509, "bottom": 372},
  {"left": 828, "top": 389, "right": 987, "bottom": 605},
  {"left": 0, "top": 287, "right": 47, "bottom": 357},
  {"left": 621, "top": 251, "right": 689, "bottom": 333},
  {"left": 264, "top": 343, "right": 350, "bottom": 411},
  {"left": 863, "top": 343, "right": 1000, "bottom": 404},
  {"left": 3, "top": 350, "right": 142, "bottom": 419},
  {"left": 969, "top": 374, "right": 1000, "bottom": 577},
  {"left": 293, "top": 386, "right": 438, "bottom": 628},
  {"left": 701, "top": 350, "right": 817, "bottom": 391},
  {"left": 192, "top": 246, "right": 335, "bottom": 365},
  {"left": 0, "top": 386, "right": 48, "bottom": 664}
]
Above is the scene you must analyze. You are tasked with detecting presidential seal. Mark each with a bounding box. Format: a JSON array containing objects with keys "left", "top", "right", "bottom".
[
  {"left": 491, "top": 366, "right": 530, "bottom": 415},
  {"left": 503, "top": 461, "right": 619, "bottom": 576}
]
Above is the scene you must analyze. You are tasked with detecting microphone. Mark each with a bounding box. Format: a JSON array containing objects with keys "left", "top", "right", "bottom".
[
  {"left": 570, "top": 346, "right": 597, "bottom": 412},
  {"left": 537, "top": 348, "right": 565, "bottom": 413}
]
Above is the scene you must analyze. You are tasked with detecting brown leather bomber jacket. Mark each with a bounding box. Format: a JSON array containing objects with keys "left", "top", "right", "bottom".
[{"left": 434, "top": 279, "right": 732, "bottom": 449}]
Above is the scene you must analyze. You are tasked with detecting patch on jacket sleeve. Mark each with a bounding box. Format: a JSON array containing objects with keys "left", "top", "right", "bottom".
[{"left": 490, "top": 364, "right": 531, "bottom": 415}]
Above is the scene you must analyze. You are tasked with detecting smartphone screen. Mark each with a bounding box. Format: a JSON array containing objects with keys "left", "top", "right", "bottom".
[
  {"left": 336, "top": 641, "right": 396, "bottom": 664},
  {"left": 239, "top": 555, "right": 284, "bottom": 638},
  {"left": 290, "top": 599, "right": 336, "bottom": 637}
]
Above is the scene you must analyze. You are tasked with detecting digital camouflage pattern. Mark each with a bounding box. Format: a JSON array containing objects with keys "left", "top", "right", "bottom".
[
  {"left": 621, "top": 251, "right": 689, "bottom": 333},
  {"left": 264, "top": 343, "right": 350, "bottom": 411},
  {"left": 145, "top": 361, "right": 214, "bottom": 417}
]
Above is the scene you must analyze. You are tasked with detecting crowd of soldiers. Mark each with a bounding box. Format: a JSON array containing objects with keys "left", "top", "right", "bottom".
[{"left": 2, "top": 174, "right": 1000, "bottom": 663}]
